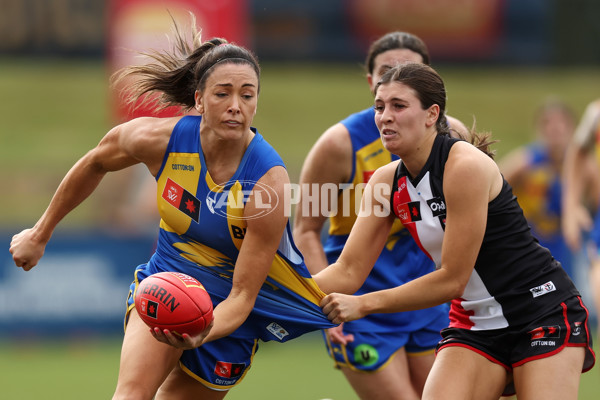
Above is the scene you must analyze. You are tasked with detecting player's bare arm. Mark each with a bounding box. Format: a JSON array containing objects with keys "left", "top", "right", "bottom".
[
  {"left": 320, "top": 144, "right": 500, "bottom": 324},
  {"left": 9, "top": 117, "right": 175, "bottom": 271},
  {"left": 438, "top": 142, "right": 500, "bottom": 294},
  {"left": 314, "top": 161, "right": 396, "bottom": 295},
  {"left": 205, "top": 166, "right": 290, "bottom": 343}
]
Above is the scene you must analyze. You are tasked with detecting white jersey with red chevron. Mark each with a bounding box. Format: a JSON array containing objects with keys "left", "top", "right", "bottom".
[{"left": 391, "top": 135, "right": 579, "bottom": 330}]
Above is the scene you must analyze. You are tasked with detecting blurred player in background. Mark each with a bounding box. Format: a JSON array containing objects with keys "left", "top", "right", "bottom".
[
  {"left": 562, "top": 98, "right": 600, "bottom": 341},
  {"left": 10, "top": 16, "right": 334, "bottom": 400},
  {"left": 499, "top": 98, "right": 600, "bottom": 279},
  {"left": 293, "top": 31, "right": 468, "bottom": 399},
  {"left": 314, "top": 62, "right": 595, "bottom": 399}
]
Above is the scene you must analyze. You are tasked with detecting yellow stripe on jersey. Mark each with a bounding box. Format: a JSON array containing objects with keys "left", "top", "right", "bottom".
[
  {"left": 266, "top": 255, "right": 327, "bottom": 305},
  {"left": 225, "top": 181, "right": 247, "bottom": 251},
  {"left": 157, "top": 152, "right": 202, "bottom": 234},
  {"left": 173, "top": 240, "right": 235, "bottom": 278}
]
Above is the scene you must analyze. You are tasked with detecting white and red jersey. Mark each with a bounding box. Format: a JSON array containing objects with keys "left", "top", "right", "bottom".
[{"left": 391, "top": 135, "right": 579, "bottom": 330}]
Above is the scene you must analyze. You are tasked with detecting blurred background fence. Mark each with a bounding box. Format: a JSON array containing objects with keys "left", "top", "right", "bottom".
[{"left": 2, "top": 0, "right": 600, "bottom": 64}]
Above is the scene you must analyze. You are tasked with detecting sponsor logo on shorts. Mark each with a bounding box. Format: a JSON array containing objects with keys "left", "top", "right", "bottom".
[
  {"left": 573, "top": 321, "right": 582, "bottom": 336},
  {"left": 528, "top": 325, "right": 560, "bottom": 346},
  {"left": 528, "top": 325, "right": 561, "bottom": 340},
  {"left": 214, "top": 361, "right": 245, "bottom": 379},
  {"left": 353, "top": 343, "right": 379, "bottom": 367},
  {"left": 266, "top": 322, "right": 289, "bottom": 340},
  {"left": 529, "top": 281, "right": 556, "bottom": 298}
]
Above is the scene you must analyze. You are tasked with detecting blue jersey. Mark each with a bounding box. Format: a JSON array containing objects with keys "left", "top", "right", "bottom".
[
  {"left": 588, "top": 115, "right": 600, "bottom": 247},
  {"left": 138, "top": 115, "right": 334, "bottom": 342},
  {"left": 324, "top": 108, "right": 449, "bottom": 333}
]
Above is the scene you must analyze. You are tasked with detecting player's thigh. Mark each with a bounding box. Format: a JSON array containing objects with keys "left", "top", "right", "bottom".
[
  {"left": 512, "top": 346, "right": 585, "bottom": 400},
  {"left": 113, "top": 309, "right": 183, "bottom": 400},
  {"left": 423, "top": 346, "right": 507, "bottom": 400},
  {"left": 341, "top": 347, "right": 420, "bottom": 400},
  {"left": 406, "top": 350, "right": 436, "bottom": 394},
  {"left": 157, "top": 364, "right": 228, "bottom": 400}
]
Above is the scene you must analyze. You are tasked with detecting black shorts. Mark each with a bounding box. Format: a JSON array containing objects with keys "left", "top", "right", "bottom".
[{"left": 437, "top": 295, "right": 595, "bottom": 395}]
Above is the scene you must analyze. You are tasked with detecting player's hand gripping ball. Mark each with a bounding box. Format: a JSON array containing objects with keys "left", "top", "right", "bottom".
[{"left": 135, "top": 272, "right": 214, "bottom": 336}]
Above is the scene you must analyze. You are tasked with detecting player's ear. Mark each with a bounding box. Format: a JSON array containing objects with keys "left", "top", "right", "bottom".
[
  {"left": 367, "top": 74, "right": 375, "bottom": 93},
  {"left": 194, "top": 90, "right": 204, "bottom": 114},
  {"left": 426, "top": 104, "right": 440, "bottom": 128}
]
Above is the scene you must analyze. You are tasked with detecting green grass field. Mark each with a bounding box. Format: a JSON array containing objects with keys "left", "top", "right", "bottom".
[
  {"left": 1, "top": 59, "right": 600, "bottom": 398},
  {"left": 0, "top": 332, "right": 598, "bottom": 399}
]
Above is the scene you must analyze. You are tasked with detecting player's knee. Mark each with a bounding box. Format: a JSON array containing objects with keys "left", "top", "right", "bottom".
[{"left": 113, "top": 382, "right": 156, "bottom": 400}]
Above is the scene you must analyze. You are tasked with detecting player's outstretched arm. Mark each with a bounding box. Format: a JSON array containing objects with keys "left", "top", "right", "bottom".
[
  {"left": 9, "top": 117, "right": 175, "bottom": 271},
  {"left": 314, "top": 162, "right": 396, "bottom": 295}
]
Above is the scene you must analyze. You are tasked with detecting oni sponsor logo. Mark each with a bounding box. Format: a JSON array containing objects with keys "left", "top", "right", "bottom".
[
  {"left": 529, "top": 281, "right": 556, "bottom": 298},
  {"left": 205, "top": 180, "right": 279, "bottom": 221},
  {"left": 266, "top": 322, "right": 289, "bottom": 340},
  {"left": 427, "top": 197, "right": 446, "bottom": 217}
]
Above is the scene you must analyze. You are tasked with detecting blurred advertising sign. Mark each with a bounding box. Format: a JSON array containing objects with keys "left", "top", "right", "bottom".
[
  {"left": 107, "top": 0, "right": 250, "bottom": 121},
  {"left": 0, "top": 0, "right": 104, "bottom": 56},
  {"left": 348, "top": 0, "right": 505, "bottom": 61},
  {"left": 0, "top": 231, "right": 156, "bottom": 337}
]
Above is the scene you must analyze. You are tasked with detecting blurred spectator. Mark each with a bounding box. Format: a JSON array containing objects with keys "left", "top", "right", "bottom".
[
  {"left": 562, "top": 98, "right": 600, "bottom": 337},
  {"left": 499, "top": 98, "right": 600, "bottom": 279}
]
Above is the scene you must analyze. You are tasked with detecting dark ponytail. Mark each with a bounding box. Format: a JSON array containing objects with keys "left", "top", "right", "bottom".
[{"left": 111, "top": 13, "right": 260, "bottom": 113}]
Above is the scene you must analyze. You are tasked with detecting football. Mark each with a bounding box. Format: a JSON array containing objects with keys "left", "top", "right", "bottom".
[{"left": 134, "top": 271, "right": 214, "bottom": 336}]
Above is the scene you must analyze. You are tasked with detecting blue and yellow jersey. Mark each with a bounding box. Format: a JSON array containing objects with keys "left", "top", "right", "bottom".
[
  {"left": 510, "top": 143, "right": 573, "bottom": 277},
  {"left": 142, "top": 116, "right": 333, "bottom": 342},
  {"left": 588, "top": 114, "right": 600, "bottom": 251},
  {"left": 324, "top": 108, "right": 448, "bottom": 332}
]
